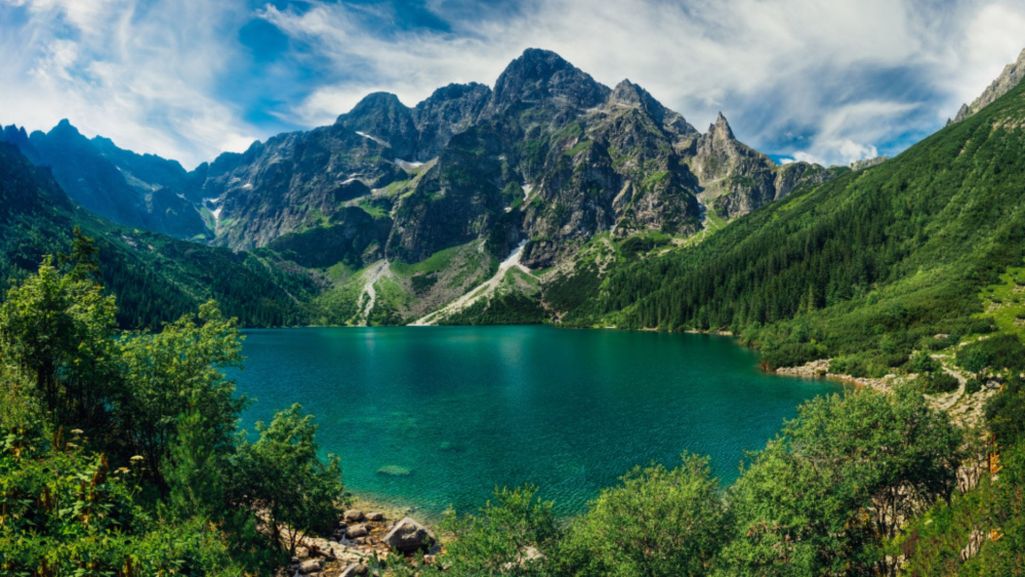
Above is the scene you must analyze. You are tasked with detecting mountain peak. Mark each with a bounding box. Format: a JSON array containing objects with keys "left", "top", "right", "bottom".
[
  {"left": 419, "top": 82, "right": 491, "bottom": 105},
  {"left": 709, "top": 112, "right": 735, "bottom": 140},
  {"left": 488, "top": 47, "right": 610, "bottom": 112},
  {"left": 49, "top": 118, "right": 83, "bottom": 139},
  {"left": 952, "top": 46, "right": 1025, "bottom": 123},
  {"left": 339, "top": 92, "right": 407, "bottom": 121},
  {"left": 610, "top": 79, "right": 649, "bottom": 104},
  {"left": 518, "top": 47, "right": 571, "bottom": 66},
  {"left": 1, "top": 124, "right": 30, "bottom": 146},
  {"left": 336, "top": 91, "right": 417, "bottom": 157}
]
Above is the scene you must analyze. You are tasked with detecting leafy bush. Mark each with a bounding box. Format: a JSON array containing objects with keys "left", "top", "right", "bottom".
[
  {"left": 965, "top": 376, "right": 985, "bottom": 395},
  {"left": 229, "top": 404, "right": 345, "bottom": 556},
  {"left": 986, "top": 375, "right": 1025, "bottom": 444},
  {"left": 908, "top": 351, "right": 941, "bottom": 374},
  {"left": 0, "top": 255, "right": 344, "bottom": 575},
  {"left": 0, "top": 427, "right": 245, "bottom": 577},
  {"left": 553, "top": 455, "right": 731, "bottom": 577},
  {"left": 760, "top": 341, "right": 826, "bottom": 370},
  {"left": 721, "top": 387, "right": 962, "bottom": 577},
  {"left": 956, "top": 334, "right": 1025, "bottom": 373},
  {"left": 430, "top": 486, "right": 558, "bottom": 577},
  {"left": 924, "top": 371, "right": 960, "bottom": 394}
]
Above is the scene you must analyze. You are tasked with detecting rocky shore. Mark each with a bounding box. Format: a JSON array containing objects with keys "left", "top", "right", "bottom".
[
  {"left": 278, "top": 507, "right": 438, "bottom": 577},
  {"left": 774, "top": 358, "right": 901, "bottom": 393},
  {"left": 776, "top": 358, "right": 1001, "bottom": 429}
]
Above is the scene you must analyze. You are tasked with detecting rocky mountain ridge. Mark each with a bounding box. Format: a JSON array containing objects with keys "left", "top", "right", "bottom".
[
  {"left": 952, "top": 47, "right": 1025, "bottom": 123},
  {"left": 2, "top": 48, "right": 830, "bottom": 325},
  {"left": 1, "top": 121, "right": 208, "bottom": 239}
]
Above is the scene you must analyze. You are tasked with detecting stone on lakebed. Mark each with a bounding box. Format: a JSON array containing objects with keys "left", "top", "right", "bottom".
[{"left": 376, "top": 465, "right": 412, "bottom": 477}]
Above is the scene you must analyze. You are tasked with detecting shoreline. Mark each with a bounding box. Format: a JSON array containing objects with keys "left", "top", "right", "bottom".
[
  {"left": 346, "top": 492, "right": 445, "bottom": 526},
  {"left": 773, "top": 358, "right": 901, "bottom": 393}
]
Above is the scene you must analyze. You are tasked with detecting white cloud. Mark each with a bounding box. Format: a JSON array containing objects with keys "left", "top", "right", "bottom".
[
  {"left": 260, "top": 0, "right": 1025, "bottom": 166},
  {"left": 944, "top": 2, "right": 1025, "bottom": 110},
  {"left": 3, "top": 0, "right": 1025, "bottom": 167},
  {"left": 0, "top": 0, "right": 257, "bottom": 168}
]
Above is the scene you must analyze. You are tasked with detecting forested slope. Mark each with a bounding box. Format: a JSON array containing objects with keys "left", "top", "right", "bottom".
[
  {"left": 0, "top": 143, "right": 318, "bottom": 328},
  {"left": 587, "top": 80, "right": 1025, "bottom": 374}
]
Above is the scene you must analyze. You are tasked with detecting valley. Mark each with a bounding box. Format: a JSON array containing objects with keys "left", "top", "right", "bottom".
[{"left": 2, "top": 18, "right": 1025, "bottom": 575}]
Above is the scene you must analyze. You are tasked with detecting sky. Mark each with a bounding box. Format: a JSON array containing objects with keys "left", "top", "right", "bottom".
[{"left": 2, "top": 0, "right": 1024, "bottom": 169}]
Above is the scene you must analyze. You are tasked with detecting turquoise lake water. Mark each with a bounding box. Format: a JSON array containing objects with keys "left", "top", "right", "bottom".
[{"left": 233, "top": 326, "right": 837, "bottom": 516}]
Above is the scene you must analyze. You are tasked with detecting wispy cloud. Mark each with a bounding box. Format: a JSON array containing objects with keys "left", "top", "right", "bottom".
[
  {"left": 257, "top": 0, "right": 1025, "bottom": 166},
  {"left": 0, "top": 0, "right": 258, "bottom": 167},
  {"left": 2, "top": 0, "right": 1025, "bottom": 167}
]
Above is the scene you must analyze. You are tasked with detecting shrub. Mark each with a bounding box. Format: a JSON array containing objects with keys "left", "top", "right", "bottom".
[
  {"left": 228, "top": 404, "right": 345, "bottom": 556},
  {"left": 432, "top": 486, "right": 558, "bottom": 577},
  {"left": 761, "top": 342, "right": 826, "bottom": 370},
  {"left": 956, "top": 334, "right": 1025, "bottom": 373},
  {"left": 553, "top": 455, "right": 732, "bottom": 577},
  {"left": 908, "top": 351, "right": 941, "bottom": 374},
  {"left": 924, "top": 371, "right": 960, "bottom": 394}
]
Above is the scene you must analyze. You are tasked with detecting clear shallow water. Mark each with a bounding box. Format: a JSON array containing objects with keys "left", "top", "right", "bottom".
[{"left": 233, "top": 326, "right": 836, "bottom": 516}]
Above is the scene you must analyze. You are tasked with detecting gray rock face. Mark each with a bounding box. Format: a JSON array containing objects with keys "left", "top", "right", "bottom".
[
  {"left": 689, "top": 113, "right": 823, "bottom": 218},
  {"left": 412, "top": 83, "right": 492, "bottom": 160},
  {"left": 201, "top": 49, "right": 828, "bottom": 271},
  {"left": 485, "top": 48, "right": 610, "bottom": 117},
  {"left": 336, "top": 92, "right": 419, "bottom": 160},
  {"left": 952, "top": 47, "right": 1025, "bottom": 123},
  {"left": 21, "top": 48, "right": 829, "bottom": 309},
  {"left": 195, "top": 124, "right": 402, "bottom": 250},
  {"left": 383, "top": 517, "right": 436, "bottom": 553}
]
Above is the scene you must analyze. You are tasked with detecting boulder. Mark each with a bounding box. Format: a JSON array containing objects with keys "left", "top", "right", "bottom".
[
  {"left": 383, "top": 517, "right": 436, "bottom": 553},
  {"left": 343, "top": 509, "right": 366, "bottom": 523},
  {"left": 339, "top": 563, "right": 368, "bottom": 577},
  {"left": 298, "top": 558, "right": 322, "bottom": 574},
  {"left": 345, "top": 524, "right": 369, "bottom": 539},
  {"left": 367, "top": 511, "right": 386, "bottom": 522}
]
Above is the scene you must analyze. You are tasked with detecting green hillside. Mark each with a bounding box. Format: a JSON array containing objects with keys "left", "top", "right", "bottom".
[
  {"left": 585, "top": 80, "right": 1025, "bottom": 375},
  {"left": 0, "top": 144, "right": 318, "bottom": 329}
]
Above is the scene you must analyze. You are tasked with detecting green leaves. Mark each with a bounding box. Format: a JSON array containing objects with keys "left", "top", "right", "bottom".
[
  {"left": 117, "top": 299, "right": 244, "bottom": 482},
  {"left": 556, "top": 454, "right": 731, "bottom": 577},
  {"left": 437, "top": 486, "right": 557, "bottom": 577},
  {"left": 229, "top": 404, "right": 345, "bottom": 555},
  {"left": 0, "top": 255, "right": 118, "bottom": 432},
  {"left": 721, "top": 387, "right": 962, "bottom": 577}
]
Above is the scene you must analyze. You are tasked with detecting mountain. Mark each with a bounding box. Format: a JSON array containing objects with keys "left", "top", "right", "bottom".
[
  {"left": 580, "top": 68, "right": 1025, "bottom": 376},
  {"left": 178, "top": 48, "right": 827, "bottom": 325},
  {"left": 1, "top": 121, "right": 208, "bottom": 239},
  {"left": 0, "top": 142, "right": 318, "bottom": 328},
  {"left": 952, "top": 47, "right": 1025, "bottom": 123},
  {"left": 2, "top": 49, "right": 828, "bottom": 327}
]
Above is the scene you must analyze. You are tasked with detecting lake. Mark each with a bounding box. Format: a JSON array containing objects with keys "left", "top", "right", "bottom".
[{"left": 233, "top": 326, "right": 837, "bottom": 516}]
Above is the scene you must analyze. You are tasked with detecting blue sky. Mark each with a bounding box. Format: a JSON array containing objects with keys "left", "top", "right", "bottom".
[{"left": 2, "top": 0, "right": 1024, "bottom": 168}]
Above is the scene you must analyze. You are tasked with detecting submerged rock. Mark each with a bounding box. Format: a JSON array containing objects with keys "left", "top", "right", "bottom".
[{"left": 377, "top": 465, "right": 412, "bottom": 477}]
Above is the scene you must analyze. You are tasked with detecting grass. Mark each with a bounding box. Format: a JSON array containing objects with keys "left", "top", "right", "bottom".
[
  {"left": 357, "top": 199, "right": 388, "bottom": 219},
  {"left": 390, "top": 244, "right": 466, "bottom": 276},
  {"left": 979, "top": 262, "right": 1025, "bottom": 340},
  {"left": 323, "top": 261, "right": 355, "bottom": 282}
]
